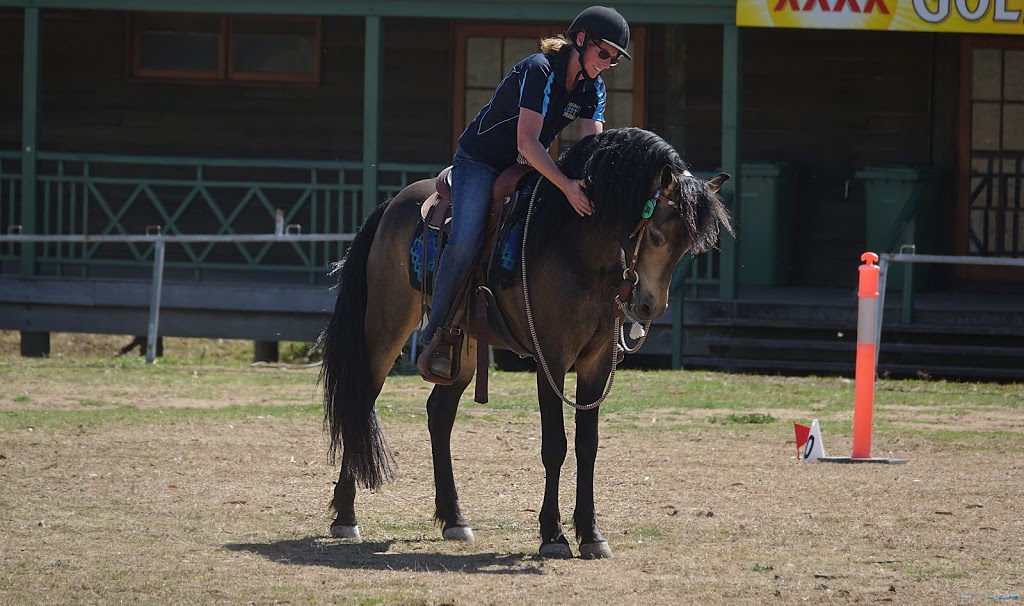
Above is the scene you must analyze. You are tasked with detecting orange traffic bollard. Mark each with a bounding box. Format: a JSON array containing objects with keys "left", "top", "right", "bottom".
[
  {"left": 814, "top": 252, "right": 905, "bottom": 465},
  {"left": 852, "top": 252, "right": 880, "bottom": 459}
]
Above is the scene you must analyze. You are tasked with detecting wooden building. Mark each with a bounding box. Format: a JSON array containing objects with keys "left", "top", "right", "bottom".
[{"left": 0, "top": 0, "right": 1021, "bottom": 377}]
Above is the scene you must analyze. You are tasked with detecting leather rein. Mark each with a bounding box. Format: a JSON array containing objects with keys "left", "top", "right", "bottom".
[
  {"left": 522, "top": 180, "right": 679, "bottom": 411},
  {"left": 614, "top": 189, "right": 677, "bottom": 323}
]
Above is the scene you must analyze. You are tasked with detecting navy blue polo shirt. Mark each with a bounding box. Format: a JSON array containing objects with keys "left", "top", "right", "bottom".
[{"left": 458, "top": 51, "right": 606, "bottom": 171}]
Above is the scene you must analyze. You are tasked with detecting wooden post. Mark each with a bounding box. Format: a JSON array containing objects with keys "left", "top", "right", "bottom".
[
  {"left": 663, "top": 25, "right": 687, "bottom": 154},
  {"left": 361, "top": 16, "right": 383, "bottom": 220},
  {"left": 719, "top": 24, "right": 742, "bottom": 300},
  {"left": 253, "top": 341, "right": 280, "bottom": 363},
  {"left": 20, "top": 331, "right": 49, "bottom": 358},
  {"left": 20, "top": 7, "right": 42, "bottom": 275}
]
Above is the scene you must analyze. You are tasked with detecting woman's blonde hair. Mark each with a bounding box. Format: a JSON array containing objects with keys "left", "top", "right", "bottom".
[{"left": 539, "top": 34, "right": 573, "bottom": 55}]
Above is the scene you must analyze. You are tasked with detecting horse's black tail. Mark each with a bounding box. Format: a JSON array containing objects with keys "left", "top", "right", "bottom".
[{"left": 318, "top": 200, "right": 395, "bottom": 490}]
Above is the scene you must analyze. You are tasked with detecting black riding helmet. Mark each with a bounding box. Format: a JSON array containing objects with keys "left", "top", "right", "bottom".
[{"left": 568, "top": 6, "right": 631, "bottom": 61}]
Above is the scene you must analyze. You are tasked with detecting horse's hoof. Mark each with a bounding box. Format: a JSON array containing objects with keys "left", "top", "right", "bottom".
[
  {"left": 442, "top": 526, "right": 475, "bottom": 542},
  {"left": 539, "top": 542, "right": 574, "bottom": 559},
  {"left": 579, "top": 541, "right": 614, "bottom": 559},
  {"left": 330, "top": 524, "right": 360, "bottom": 539}
]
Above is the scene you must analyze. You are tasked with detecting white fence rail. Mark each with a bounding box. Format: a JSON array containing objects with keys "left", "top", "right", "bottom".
[
  {"left": 0, "top": 233, "right": 355, "bottom": 362},
  {"left": 876, "top": 247, "right": 1024, "bottom": 361}
]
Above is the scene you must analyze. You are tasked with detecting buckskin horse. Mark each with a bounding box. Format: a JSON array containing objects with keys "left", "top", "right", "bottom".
[{"left": 318, "top": 127, "right": 733, "bottom": 559}]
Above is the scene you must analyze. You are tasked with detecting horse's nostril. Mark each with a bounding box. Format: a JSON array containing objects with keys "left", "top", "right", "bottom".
[{"left": 639, "top": 304, "right": 652, "bottom": 319}]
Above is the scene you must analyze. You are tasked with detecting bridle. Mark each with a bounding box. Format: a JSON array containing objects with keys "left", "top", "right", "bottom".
[
  {"left": 615, "top": 188, "right": 677, "bottom": 322},
  {"left": 520, "top": 177, "right": 682, "bottom": 411}
]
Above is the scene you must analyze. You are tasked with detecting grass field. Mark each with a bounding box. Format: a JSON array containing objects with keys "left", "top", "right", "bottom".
[{"left": 1, "top": 331, "right": 1022, "bottom": 605}]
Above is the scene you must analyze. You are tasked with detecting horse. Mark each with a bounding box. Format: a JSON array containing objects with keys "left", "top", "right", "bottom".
[{"left": 318, "top": 127, "right": 733, "bottom": 559}]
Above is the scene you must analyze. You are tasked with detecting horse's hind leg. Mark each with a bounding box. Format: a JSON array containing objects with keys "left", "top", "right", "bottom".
[
  {"left": 426, "top": 338, "right": 476, "bottom": 541},
  {"left": 330, "top": 240, "right": 421, "bottom": 538},
  {"left": 330, "top": 450, "right": 359, "bottom": 538},
  {"left": 329, "top": 316, "right": 415, "bottom": 536}
]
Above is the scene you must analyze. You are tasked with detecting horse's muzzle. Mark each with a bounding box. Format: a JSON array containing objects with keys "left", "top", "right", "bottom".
[{"left": 633, "top": 293, "right": 667, "bottom": 321}]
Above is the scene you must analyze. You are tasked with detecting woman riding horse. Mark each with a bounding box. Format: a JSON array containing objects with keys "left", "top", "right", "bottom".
[
  {"left": 417, "top": 6, "right": 633, "bottom": 383},
  {"left": 318, "top": 125, "right": 733, "bottom": 559}
]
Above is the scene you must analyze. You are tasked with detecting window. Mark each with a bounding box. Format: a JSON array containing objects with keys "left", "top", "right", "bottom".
[
  {"left": 453, "top": 23, "right": 646, "bottom": 157},
  {"left": 130, "top": 13, "right": 321, "bottom": 84}
]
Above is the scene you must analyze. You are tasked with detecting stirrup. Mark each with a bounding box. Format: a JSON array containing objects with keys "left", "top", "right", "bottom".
[{"left": 416, "top": 327, "right": 463, "bottom": 385}]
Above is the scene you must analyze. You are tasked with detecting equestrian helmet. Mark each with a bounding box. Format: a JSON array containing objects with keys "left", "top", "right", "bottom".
[{"left": 568, "top": 6, "right": 631, "bottom": 61}]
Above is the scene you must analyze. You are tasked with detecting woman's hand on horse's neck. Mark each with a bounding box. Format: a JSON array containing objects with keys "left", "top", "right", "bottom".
[{"left": 517, "top": 109, "right": 593, "bottom": 217}]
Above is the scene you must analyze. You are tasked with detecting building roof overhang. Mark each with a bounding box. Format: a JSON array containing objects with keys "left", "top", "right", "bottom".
[{"left": 0, "top": 0, "right": 735, "bottom": 25}]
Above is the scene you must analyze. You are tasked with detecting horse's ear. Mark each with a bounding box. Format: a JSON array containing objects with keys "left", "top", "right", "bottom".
[
  {"left": 706, "top": 173, "right": 731, "bottom": 194},
  {"left": 660, "top": 165, "right": 675, "bottom": 191}
]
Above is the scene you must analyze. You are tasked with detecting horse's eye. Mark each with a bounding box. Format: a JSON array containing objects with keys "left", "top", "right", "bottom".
[{"left": 649, "top": 228, "right": 666, "bottom": 247}]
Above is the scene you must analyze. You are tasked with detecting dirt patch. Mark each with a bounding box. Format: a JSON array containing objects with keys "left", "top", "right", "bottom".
[
  {"left": 2, "top": 352, "right": 1021, "bottom": 604},
  {"left": 2, "top": 390, "right": 1022, "bottom": 605}
]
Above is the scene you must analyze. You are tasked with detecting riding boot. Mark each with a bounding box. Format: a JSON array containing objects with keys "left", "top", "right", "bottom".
[{"left": 416, "top": 326, "right": 464, "bottom": 385}]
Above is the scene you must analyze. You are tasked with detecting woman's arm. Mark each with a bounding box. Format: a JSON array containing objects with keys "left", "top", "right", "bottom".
[
  {"left": 516, "top": 107, "right": 593, "bottom": 217},
  {"left": 578, "top": 118, "right": 603, "bottom": 139}
]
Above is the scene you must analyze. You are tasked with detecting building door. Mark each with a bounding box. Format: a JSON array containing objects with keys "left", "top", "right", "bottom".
[
  {"left": 958, "top": 37, "right": 1024, "bottom": 280},
  {"left": 452, "top": 23, "right": 645, "bottom": 158}
]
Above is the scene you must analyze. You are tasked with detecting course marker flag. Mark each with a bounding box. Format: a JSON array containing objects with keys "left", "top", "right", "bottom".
[
  {"left": 801, "top": 419, "right": 826, "bottom": 461},
  {"left": 794, "top": 422, "right": 810, "bottom": 458}
]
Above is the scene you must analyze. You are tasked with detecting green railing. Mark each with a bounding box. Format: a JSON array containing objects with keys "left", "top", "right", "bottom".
[
  {"left": 0, "top": 151, "right": 443, "bottom": 280},
  {"left": 669, "top": 250, "right": 722, "bottom": 368},
  {"left": 666, "top": 169, "right": 729, "bottom": 368},
  {"left": 0, "top": 151, "right": 20, "bottom": 236}
]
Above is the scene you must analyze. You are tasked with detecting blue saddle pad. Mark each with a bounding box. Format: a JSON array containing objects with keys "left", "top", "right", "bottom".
[
  {"left": 408, "top": 176, "right": 535, "bottom": 294},
  {"left": 409, "top": 224, "right": 442, "bottom": 294}
]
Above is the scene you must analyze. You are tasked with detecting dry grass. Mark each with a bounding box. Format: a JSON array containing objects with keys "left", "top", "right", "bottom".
[
  {"left": 1, "top": 334, "right": 1022, "bottom": 605},
  {"left": 0, "top": 330, "right": 317, "bottom": 364}
]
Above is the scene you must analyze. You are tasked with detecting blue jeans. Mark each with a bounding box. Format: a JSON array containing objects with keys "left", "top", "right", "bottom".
[{"left": 422, "top": 146, "right": 500, "bottom": 341}]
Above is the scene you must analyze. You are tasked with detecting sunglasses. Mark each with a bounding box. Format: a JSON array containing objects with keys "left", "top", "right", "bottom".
[{"left": 588, "top": 39, "right": 621, "bottom": 67}]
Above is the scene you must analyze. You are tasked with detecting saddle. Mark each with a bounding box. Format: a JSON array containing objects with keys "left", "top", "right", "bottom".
[
  {"left": 416, "top": 162, "right": 535, "bottom": 398},
  {"left": 420, "top": 163, "right": 533, "bottom": 239}
]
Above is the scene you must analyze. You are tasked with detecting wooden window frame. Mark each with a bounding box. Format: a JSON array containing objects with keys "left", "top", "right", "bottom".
[
  {"left": 453, "top": 22, "right": 647, "bottom": 157},
  {"left": 956, "top": 35, "right": 1024, "bottom": 281},
  {"left": 128, "top": 13, "right": 322, "bottom": 85}
]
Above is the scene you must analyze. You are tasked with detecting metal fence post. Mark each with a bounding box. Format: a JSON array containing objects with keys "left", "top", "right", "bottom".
[
  {"left": 146, "top": 238, "right": 165, "bottom": 364},
  {"left": 875, "top": 254, "right": 888, "bottom": 367}
]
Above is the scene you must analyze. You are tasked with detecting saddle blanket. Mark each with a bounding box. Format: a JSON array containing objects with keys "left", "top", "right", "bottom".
[{"left": 407, "top": 178, "right": 535, "bottom": 294}]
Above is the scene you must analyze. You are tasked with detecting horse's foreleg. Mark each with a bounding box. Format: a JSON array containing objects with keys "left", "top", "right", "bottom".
[
  {"left": 536, "top": 371, "right": 572, "bottom": 558},
  {"left": 571, "top": 357, "right": 614, "bottom": 559},
  {"left": 427, "top": 339, "right": 477, "bottom": 541},
  {"left": 574, "top": 406, "right": 612, "bottom": 558}
]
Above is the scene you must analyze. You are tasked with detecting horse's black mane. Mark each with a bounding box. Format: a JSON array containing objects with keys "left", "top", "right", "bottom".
[
  {"left": 528, "top": 127, "right": 727, "bottom": 254},
  {"left": 559, "top": 127, "right": 686, "bottom": 219}
]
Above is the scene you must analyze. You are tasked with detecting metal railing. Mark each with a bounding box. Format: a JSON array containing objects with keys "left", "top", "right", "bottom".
[
  {"left": 875, "top": 247, "right": 1024, "bottom": 358},
  {"left": 0, "top": 150, "right": 443, "bottom": 279},
  {"left": 0, "top": 151, "right": 20, "bottom": 231},
  {"left": 0, "top": 232, "right": 356, "bottom": 363},
  {"left": 669, "top": 252, "right": 723, "bottom": 368}
]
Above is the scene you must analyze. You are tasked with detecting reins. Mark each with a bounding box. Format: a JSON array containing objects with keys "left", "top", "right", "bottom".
[
  {"left": 613, "top": 190, "right": 675, "bottom": 352},
  {"left": 520, "top": 177, "right": 667, "bottom": 411}
]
